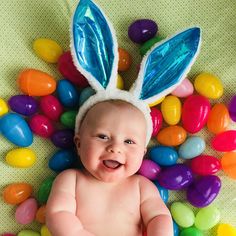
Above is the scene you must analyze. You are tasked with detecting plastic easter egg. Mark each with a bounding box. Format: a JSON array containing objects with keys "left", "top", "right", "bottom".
[
  {"left": 2, "top": 234, "right": 16, "bottom": 236},
  {"left": 116, "top": 74, "right": 124, "bottom": 89},
  {"left": 187, "top": 175, "right": 221, "bottom": 207},
  {"left": 194, "top": 72, "right": 223, "bottom": 99},
  {"left": 195, "top": 205, "right": 220, "bottom": 230},
  {"left": 128, "top": 19, "right": 158, "bottom": 44},
  {"left": 51, "top": 129, "right": 74, "bottom": 149},
  {"left": 229, "top": 95, "right": 236, "bottom": 121},
  {"left": 149, "top": 145, "right": 178, "bottom": 166},
  {"left": 35, "top": 205, "right": 46, "bottom": 224},
  {"left": 211, "top": 130, "right": 236, "bottom": 152},
  {"left": 190, "top": 155, "right": 221, "bottom": 176},
  {"left": 3, "top": 183, "right": 33, "bottom": 205},
  {"left": 207, "top": 103, "right": 230, "bottom": 134},
  {"left": 41, "top": 225, "right": 52, "bottom": 236},
  {"left": 157, "top": 164, "right": 193, "bottom": 190},
  {"left": 153, "top": 180, "right": 169, "bottom": 203},
  {"left": 157, "top": 125, "right": 187, "bottom": 146},
  {"left": 39, "top": 95, "right": 63, "bottom": 121},
  {"left": 79, "top": 87, "right": 95, "bottom": 106},
  {"left": 57, "top": 79, "right": 80, "bottom": 108},
  {"left": 221, "top": 152, "right": 236, "bottom": 179},
  {"left": 58, "top": 51, "right": 88, "bottom": 87},
  {"left": 33, "top": 38, "right": 63, "bottom": 63},
  {"left": 29, "top": 114, "right": 54, "bottom": 138},
  {"left": 6, "top": 148, "right": 36, "bottom": 168},
  {"left": 37, "top": 176, "right": 55, "bottom": 204},
  {"left": 182, "top": 95, "right": 210, "bottom": 133},
  {"left": 0, "top": 98, "right": 9, "bottom": 116},
  {"left": 139, "top": 36, "right": 164, "bottom": 56},
  {"left": 171, "top": 78, "right": 194, "bottom": 98},
  {"left": 150, "top": 107, "right": 163, "bottom": 137},
  {"left": 60, "top": 110, "right": 77, "bottom": 129},
  {"left": 18, "top": 230, "right": 40, "bottom": 236},
  {"left": 118, "top": 48, "right": 132, "bottom": 71},
  {"left": 148, "top": 96, "right": 165, "bottom": 107},
  {"left": 138, "top": 159, "right": 161, "bottom": 180},
  {"left": 49, "top": 149, "right": 78, "bottom": 172},
  {"left": 217, "top": 223, "right": 236, "bottom": 236},
  {"left": 180, "top": 227, "right": 203, "bottom": 236},
  {"left": 170, "top": 201, "right": 195, "bottom": 228},
  {"left": 161, "top": 95, "right": 181, "bottom": 125},
  {"left": 8, "top": 95, "right": 38, "bottom": 116},
  {"left": 173, "top": 221, "right": 179, "bottom": 236},
  {"left": 0, "top": 113, "right": 33, "bottom": 147},
  {"left": 178, "top": 136, "right": 205, "bottom": 159},
  {"left": 15, "top": 198, "right": 38, "bottom": 225},
  {"left": 18, "top": 69, "right": 56, "bottom": 96}
]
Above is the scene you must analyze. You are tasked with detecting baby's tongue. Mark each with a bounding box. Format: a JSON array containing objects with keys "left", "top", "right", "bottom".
[{"left": 103, "top": 160, "right": 120, "bottom": 169}]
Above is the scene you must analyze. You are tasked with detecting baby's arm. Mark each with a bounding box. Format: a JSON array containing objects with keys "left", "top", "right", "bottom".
[
  {"left": 46, "top": 169, "right": 95, "bottom": 236},
  {"left": 139, "top": 176, "right": 173, "bottom": 236}
]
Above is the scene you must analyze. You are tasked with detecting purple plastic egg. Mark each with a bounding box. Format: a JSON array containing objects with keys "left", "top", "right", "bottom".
[
  {"left": 138, "top": 159, "right": 161, "bottom": 180},
  {"left": 228, "top": 95, "right": 236, "bottom": 121},
  {"left": 157, "top": 164, "right": 193, "bottom": 190},
  {"left": 8, "top": 95, "right": 38, "bottom": 116},
  {"left": 187, "top": 175, "right": 221, "bottom": 208},
  {"left": 51, "top": 129, "right": 75, "bottom": 149},
  {"left": 128, "top": 19, "right": 158, "bottom": 44}
]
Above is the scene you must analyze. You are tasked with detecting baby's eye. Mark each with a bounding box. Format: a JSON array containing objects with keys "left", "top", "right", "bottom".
[
  {"left": 125, "top": 139, "right": 135, "bottom": 144},
  {"left": 98, "top": 134, "right": 109, "bottom": 140}
]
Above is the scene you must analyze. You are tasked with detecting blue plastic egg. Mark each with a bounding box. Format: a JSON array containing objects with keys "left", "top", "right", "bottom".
[
  {"left": 57, "top": 79, "right": 80, "bottom": 108},
  {"left": 149, "top": 145, "right": 178, "bottom": 166},
  {"left": 173, "top": 220, "right": 179, "bottom": 236},
  {"left": 49, "top": 149, "right": 78, "bottom": 172},
  {"left": 0, "top": 113, "right": 33, "bottom": 146},
  {"left": 51, "top": 129, "right": 75, "bottom": 149},
  {"left": 153, "top": 180, "right": 169, "bottom": 203},
  {"left": 79, "top": 87, "right": 95, "bottom": 106},
  {"left": 178, "top": 136, "right": 205, "bottom": 159},
  {"left": 8, "top": 95, "right": 38, "bottom": 116}
]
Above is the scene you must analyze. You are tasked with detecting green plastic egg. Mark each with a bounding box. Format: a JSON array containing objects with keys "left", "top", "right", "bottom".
[
  {"left": 180, "top": 227, "right": 203, "bottom": 236},
  {"left": 60, "top": 110, "right": 77, "bottom": 129},
  {"left": 37, "top": 176, "right": 55, "bottom": 204},
  {"left": 140, "top": 35, "right": 164, "bottom": 56},
  {"left": 18, "top": 229, "right": 40, "bottom": 236}
]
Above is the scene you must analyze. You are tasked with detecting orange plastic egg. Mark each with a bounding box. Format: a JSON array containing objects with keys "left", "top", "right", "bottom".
[
  {"left": 118, "top": 48, "right": 132, "bottom": 71},
  {"left": 157, "top": 125, "right": 187, "bottom": 146},
  {"left": 207, "top": 103, "right": 230, "bottom": 134},
  {"left": 36, "top": 205, "right": 46, "bottom": 224},
  {"left": 3, "top": 183, "right": 33, "bottom": 205},
  {"left": 18, "top": 69, "right": 56, "bottom": 96},
  {"left": 221, "top": 152, "right": 236, "bottom": 179}
]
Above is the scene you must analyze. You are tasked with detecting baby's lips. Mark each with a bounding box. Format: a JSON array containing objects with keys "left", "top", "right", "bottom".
[{"left": 103, "top": 160, "right": 122, "bottom": 169}]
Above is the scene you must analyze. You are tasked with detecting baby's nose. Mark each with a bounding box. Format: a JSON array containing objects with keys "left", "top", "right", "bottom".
[{"left": 107, "top": 143, "right": 122, "bottom": 153}]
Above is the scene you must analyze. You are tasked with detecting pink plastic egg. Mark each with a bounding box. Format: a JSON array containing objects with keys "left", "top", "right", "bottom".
[
  {"left": 171, "top": 78, "right": 194, "bottom": 97},
  {"left": 58, "top": 51, "right": 88, "bottom": 87},
  {"left": 39, "top": 95, "right": 63, "bottom": 121},
  {"left": 190, "top": 155, "right": 221, "bottom": 175},
  {"left": 182, "top": 95, "right": 211, "bottom": 133},
  {"left": 15, "top": 198, "right": 38, "bottom": 225},
  {"left": 2, "top": 234, "right": 16, "bottom": 236},
  {"left": 138, "top": 159, "right": 161, "bottom": 180},
  {"left": 211, "top": 130, "right": 236, "bottom": 152},
  {"left": 150, "top": 107, "right": 163, "bottom": 137},
  {"left": 29, "top": 114, "right": 54, "bottom": 138}
]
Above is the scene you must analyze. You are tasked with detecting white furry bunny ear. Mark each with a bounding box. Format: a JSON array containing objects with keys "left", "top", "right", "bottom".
[
  {"left": 70, "top": 0, "right": 118, "bottom": 91},
  {"left": 130, "top": 27, "right": 201, "bottom": 104}
]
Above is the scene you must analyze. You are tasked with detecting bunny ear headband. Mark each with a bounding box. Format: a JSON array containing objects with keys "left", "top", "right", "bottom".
[{"left": 71, "top": 0, "right": 201, "bottom": 146}]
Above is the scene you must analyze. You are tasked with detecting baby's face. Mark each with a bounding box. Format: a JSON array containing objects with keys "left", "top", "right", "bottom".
[{"left": 74, "top": 101, "right": 147, "bottom": 182}]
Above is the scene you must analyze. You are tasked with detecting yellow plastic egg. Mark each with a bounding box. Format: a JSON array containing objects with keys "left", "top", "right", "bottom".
[
  {"left": 0, "top": 98, "right": 8, "bottom": 116},
  {"left": 33, "top": 38, "right": 63, "bottom": 63},
  {"left": 41, "top": 225, "right": 52, "bottom": 236},
  {"left": 194, "top": 72, "right": 223, "bottom": 99},
  {"left": 217, "top": 223, "right": 236, "bottom": 236},
  {"left": 149, "top": 97, "right": 165, "bottom": 107},
  {"left": 117, "top": 74, "right": 124, "bottom": 89},
  {"left": 6, "top": 148, "right": 36, "bottom": 168},
  {"left": 161, "top": 95, "right": 181, "bottom": 125}
]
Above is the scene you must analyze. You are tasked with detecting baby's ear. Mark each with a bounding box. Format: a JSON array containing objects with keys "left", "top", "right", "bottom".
[{"left": 74, "top": 134, "right": 80, "bottom": 151}]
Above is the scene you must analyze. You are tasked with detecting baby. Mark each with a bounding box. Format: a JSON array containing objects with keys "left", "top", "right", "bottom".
[{"left": 46, "top": 99, "right": 173, "bottom": 236}]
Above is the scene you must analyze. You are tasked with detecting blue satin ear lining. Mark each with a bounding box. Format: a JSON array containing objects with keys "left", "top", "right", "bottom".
[
  {"left": 140, "top": 27, "right": 201, "bottom": 100},
  {"left": 72, "top": 0, "right": 115, "bottom": 89}
]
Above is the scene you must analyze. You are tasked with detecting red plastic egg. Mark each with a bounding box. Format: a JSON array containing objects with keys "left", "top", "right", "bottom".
[
  {"left": 39, "top": 95, "right": 63, "bottom": 121},
  {"left": 150, "top": 107, "right": 163, "bottom": 137},
  {"left": 29, "top": 114, "right": 54, "bottom": 138},
  {"left": 182, "top": 95, "right": 210, "bottom": 133},
  {"left": 58, "top": 51, "right": 88, "bottom": 87},
  {"left": 190, "top": 155, "right": 221, "bottom": 175}
]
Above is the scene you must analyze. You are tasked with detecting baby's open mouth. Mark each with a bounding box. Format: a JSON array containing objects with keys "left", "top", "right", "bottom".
[{"left": 103, "top": 160, "right": 122, "bottom": 169}]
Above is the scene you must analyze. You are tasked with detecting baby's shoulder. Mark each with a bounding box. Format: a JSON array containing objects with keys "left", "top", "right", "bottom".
[
  {"left": 135, "top": 174, "right": 157, "bottom": 192},
  {"left": 54, "top": 168, "right": 84, "bottom": 183}
]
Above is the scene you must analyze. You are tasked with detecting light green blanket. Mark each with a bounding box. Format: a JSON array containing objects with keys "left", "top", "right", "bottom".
[{"left": 0, "top": 0, "right": 235, "bottom": 235}]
